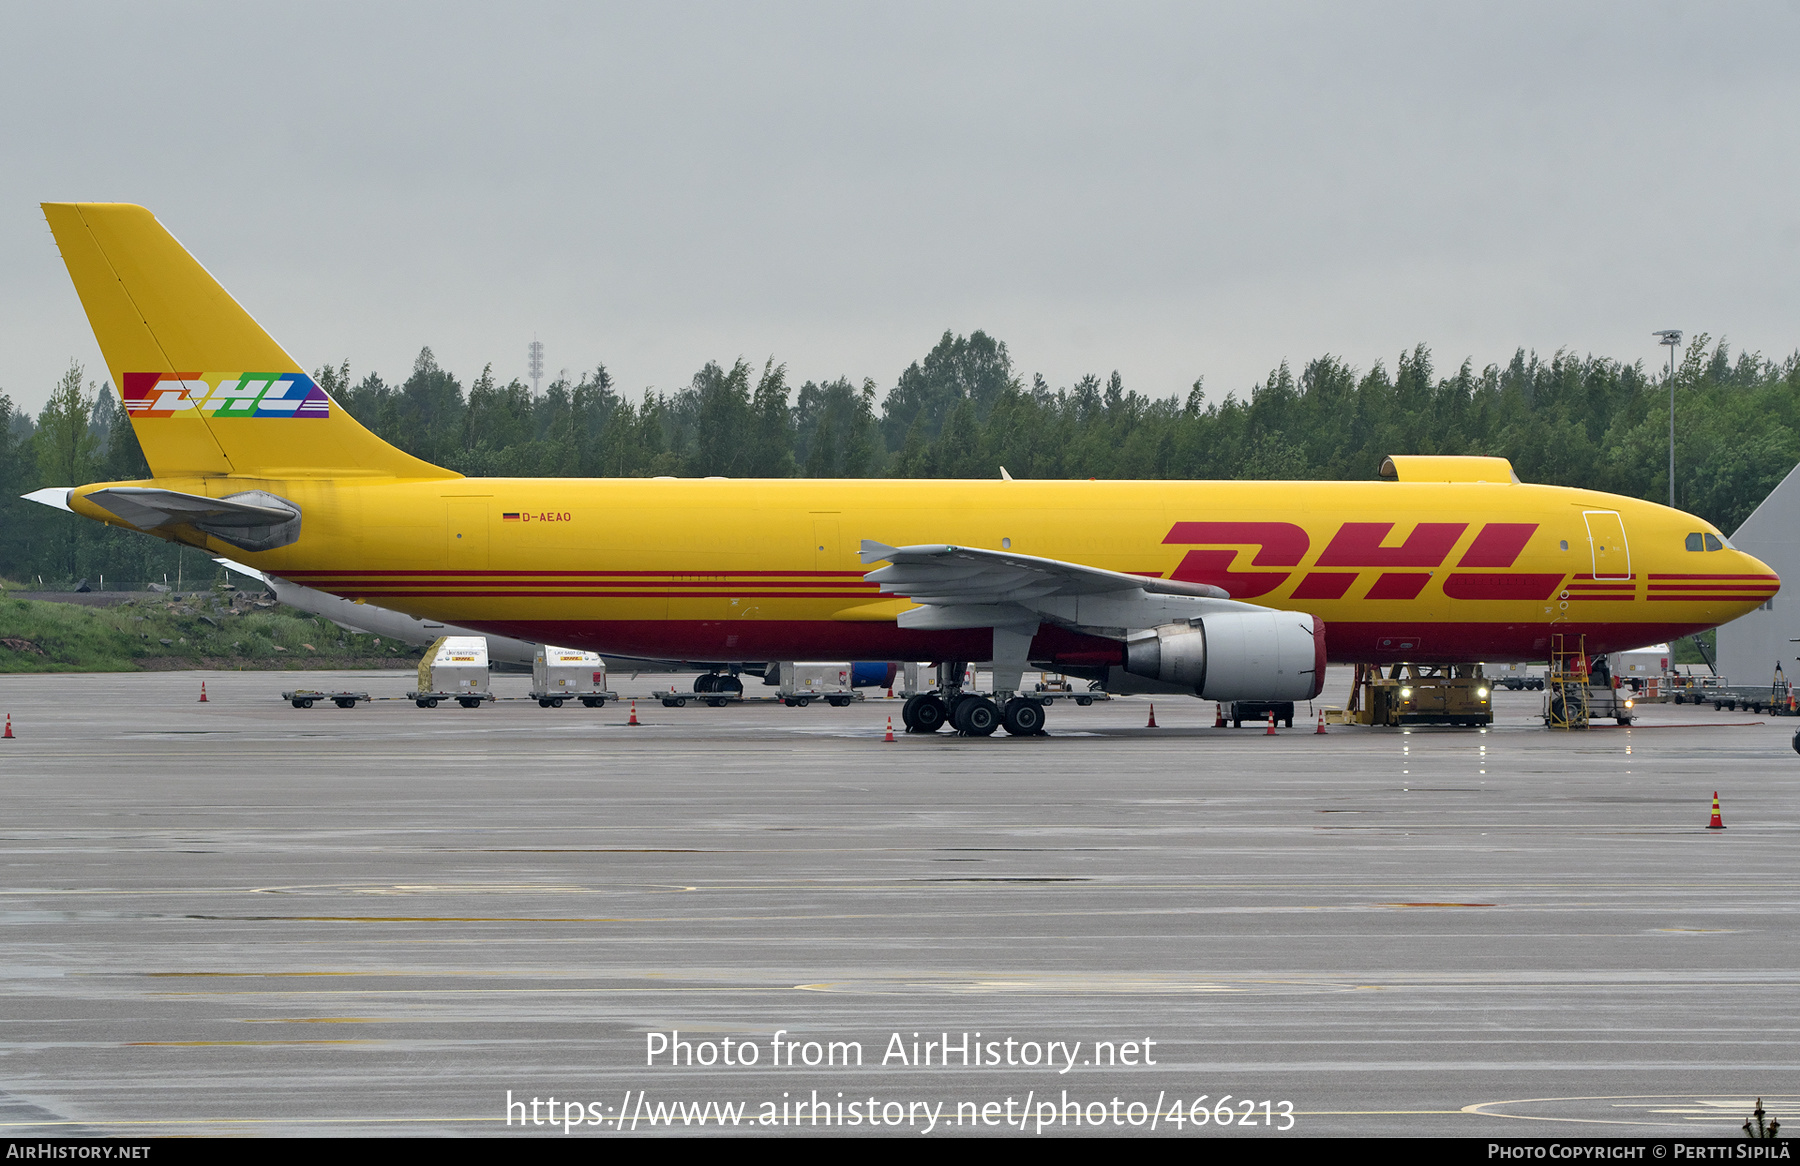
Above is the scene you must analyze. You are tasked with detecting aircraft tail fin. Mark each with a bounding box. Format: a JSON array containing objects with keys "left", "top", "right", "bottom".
[{"left": 41, "top": 202, "right": 456, "bottom": 481}]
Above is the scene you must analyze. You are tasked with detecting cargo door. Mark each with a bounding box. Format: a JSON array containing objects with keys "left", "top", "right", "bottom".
[
  {"left": 1583, "top": 510, "right": 1631, "bottom": 580},
  {"left": 811, "top": 513, "right": 840, "bottom": 571},
  {"left": 447, "top": 499, "right": 490, "bottom": 568}
]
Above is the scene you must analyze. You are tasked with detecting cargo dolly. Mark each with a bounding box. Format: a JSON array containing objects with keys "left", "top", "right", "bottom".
[
  {"left": 282, "top": 689, "right": 370, "bottom": 709},
  {"left": 407, "top": 689, "right": 495, "bottom": 709}
]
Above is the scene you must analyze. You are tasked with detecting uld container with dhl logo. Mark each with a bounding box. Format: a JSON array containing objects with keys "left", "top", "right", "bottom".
[
  {"left": 530, "top": 646, "right": 614, "bottom": 709},
  {"left": 410, "top": 635, "right": 492, "bottom": 708}
]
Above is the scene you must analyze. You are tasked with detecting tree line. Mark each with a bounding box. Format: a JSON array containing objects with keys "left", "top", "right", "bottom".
[{"left": 1, "top": 330, "right": 1795, "bottom": 588}]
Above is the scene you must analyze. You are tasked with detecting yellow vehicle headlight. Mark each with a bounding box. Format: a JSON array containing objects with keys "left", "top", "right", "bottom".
[
  {"left": 1477, "top": 687, "right": 1490, "bottom": 698},
  {"left": 1400, "top": 688, "right": 1412, "bottom": 699}
]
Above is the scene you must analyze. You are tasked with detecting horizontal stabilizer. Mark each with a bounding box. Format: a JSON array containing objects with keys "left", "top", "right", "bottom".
[{"left": 87, "top": 487, "right": 302, "bottom": 552}]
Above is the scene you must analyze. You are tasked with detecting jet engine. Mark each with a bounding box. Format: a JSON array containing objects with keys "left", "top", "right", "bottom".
[{"left": 1123, "top": 612, "right": 1324, "bottom": 701}]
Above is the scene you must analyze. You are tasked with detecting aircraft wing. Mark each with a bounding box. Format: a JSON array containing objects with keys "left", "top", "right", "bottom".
[
  {"left": 213, "top": 556, "right": 542, "bottom": 664},
  {"left": 859, "top": 539, "right": 1263, "bottom": 634}
]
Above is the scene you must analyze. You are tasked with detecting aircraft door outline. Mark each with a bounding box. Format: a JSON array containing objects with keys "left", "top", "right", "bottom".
[
  {"left": 1583, "top": 510, "right": 1631, "bottom": 581},
  {"left": 447, "top": 498, "right": 491, "bottom": 569},
  {"left": 812, "top": 512, "right": 840, "bottom": 571}
]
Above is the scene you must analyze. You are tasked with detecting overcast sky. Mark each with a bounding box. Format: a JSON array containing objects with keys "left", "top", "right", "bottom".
[{"left": 2, "top": 2, "right": 1796, "bottom": 415}]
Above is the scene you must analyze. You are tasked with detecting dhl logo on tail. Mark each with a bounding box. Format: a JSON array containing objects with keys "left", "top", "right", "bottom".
[{"left": 121, "top": 372, "right": 331, "bottom": 420}]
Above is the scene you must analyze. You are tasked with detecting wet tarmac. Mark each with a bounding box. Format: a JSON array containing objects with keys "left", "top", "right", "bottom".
[{"left": 0, "top": 668, "right": 1794, "bottom": 1138}]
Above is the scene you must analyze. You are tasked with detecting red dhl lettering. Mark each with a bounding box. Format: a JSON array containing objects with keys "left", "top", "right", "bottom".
[
  {"left": 1163, "top": 521, "right": 1307, "bottom": 598},
  {"left": 1163, "top": 520, "right": 1546, "bottom": 600}
]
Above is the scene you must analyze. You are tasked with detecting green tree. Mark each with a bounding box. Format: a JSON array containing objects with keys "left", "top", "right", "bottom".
[{"left": 880, "top": 330, "right": 1016, "bottom": 451}]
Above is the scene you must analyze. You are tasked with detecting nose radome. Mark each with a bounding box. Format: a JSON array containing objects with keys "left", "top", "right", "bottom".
[{"left": 1738, "top": 549, "right": 1780, "bottom": 595}]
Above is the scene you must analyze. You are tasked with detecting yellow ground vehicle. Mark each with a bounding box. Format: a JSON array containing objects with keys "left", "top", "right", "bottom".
[{"left": 1351, "top": 663, "right": 1493, "bottom": 727}]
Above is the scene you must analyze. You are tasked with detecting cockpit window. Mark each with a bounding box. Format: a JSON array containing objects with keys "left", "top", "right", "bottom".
[
  {"left": 1687, "top": 532, "right": 1728, "bottom": 551},
  {"left": 1704, "top": 533, "right": 1724, "bottom": 551},
  {"left": 1686, "top": 532, "right": 1704, "bottom": 551}
]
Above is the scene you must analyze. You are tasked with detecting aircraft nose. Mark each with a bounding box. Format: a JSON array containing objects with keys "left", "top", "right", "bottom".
[{"left": 1731, "top": 548, "right": 1780, "bottom": 609}]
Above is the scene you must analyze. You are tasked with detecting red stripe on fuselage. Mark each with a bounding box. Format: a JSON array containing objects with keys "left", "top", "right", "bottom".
[
  {"left": 420, "top": 617, "right": 1728, "bottom": 667},
  {"left": 280, "top": 568, "right": 871, "bottom": 579}
]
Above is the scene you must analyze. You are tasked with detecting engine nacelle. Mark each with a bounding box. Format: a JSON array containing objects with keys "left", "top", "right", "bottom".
[{"left": 1123, "top": 612, "right": 1325, "bottom": 701}]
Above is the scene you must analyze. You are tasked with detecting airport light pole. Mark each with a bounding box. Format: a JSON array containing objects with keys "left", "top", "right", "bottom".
[{"left": 1654, "top": 330, "right": 1682, "bottom": 507}]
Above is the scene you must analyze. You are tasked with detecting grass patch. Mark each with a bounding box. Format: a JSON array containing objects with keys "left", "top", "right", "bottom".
[{"left": 0, "top": 586, "right": 423, "bottom": 672}]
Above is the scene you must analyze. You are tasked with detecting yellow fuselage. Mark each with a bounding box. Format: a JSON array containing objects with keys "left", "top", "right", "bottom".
[{"left": 72, "top": 475, "right": 1777, "bottom": 666}]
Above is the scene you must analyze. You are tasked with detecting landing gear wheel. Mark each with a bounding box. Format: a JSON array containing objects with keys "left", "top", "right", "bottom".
[
  {"left": 694, "top": 674, "right": 718, "bottom": 693},
  {"left": 1001, "top": 698, "right": 1044, "bottom": 736},
  {"left": 953, "top": 696, "right": 1000, "bottom": 736},
  {"left": 901, "top": 694, "right": 924, "bottom": 730},
  {"left": 717, "top": 675, "right": 743, "bottom": 695},
  {"left": 911, "top": 694, "right": 948, "bottom": 733}
]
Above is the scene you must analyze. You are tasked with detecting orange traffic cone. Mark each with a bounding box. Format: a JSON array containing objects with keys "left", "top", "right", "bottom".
[
  {"left": 3, "top": 713, "right": 11, "bottom": 739},
  {"left": 886, "top": 688, "right": 895, "bottom": 699},
  {"left": 1213, "top": 702, "right": 1226, "bottom": 728},
  {"left": 1265, "top": 711, "right": 1277, "bottom": 736},
  {"left": 627, "top": 700, "right": 640, "bottom": 726},
  {"left": 885, "top": 716, "right": 895, "bottom": 742},
  {"left": 1707, "top": 791, "right": 1725, "bottom": 830},
  {"left": 1315, "top": 710, "right": 1327, "bottom": 735},
  {"left": 1146, "top": 702, "right": 1158, "bottom": 728},
  {"left": 198, "top": 681, "right": 208, "bottom": 703}
]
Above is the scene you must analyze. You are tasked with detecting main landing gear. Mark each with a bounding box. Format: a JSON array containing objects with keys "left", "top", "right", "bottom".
[
  {"left": 899, "top": 662, "right": 1049, "bottom": 737},
  {"left": 692, "top": 671, "right": 745, "bottom": 707}
]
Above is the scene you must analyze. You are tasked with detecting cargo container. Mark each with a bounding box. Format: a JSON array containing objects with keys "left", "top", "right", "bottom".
[
  {"left": 1610, "top": 644, "right": 1672, "bottom": 687},
  {"left": 530, "top": 646, "right": 615, "bottom": 708},
  {"left": 776, "top": 662, "right": 864, "bottom": 707},
  {"left": 409, "top": 635, "right": 492, "bottom": 708},
  {"left": 1493, "top": 661, "right": 1545, "bottom": 691}
]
